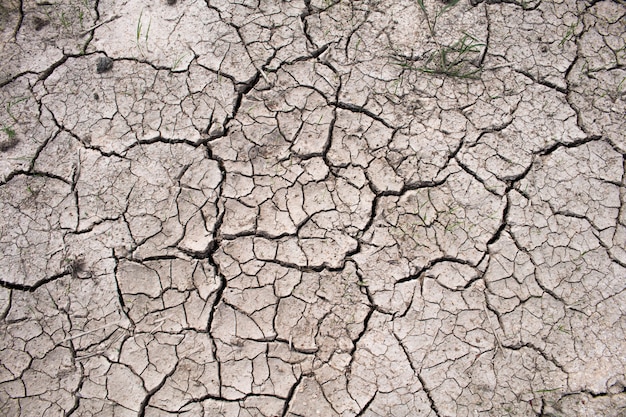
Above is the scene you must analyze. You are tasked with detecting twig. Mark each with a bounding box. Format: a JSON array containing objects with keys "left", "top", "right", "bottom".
[
  {"left": 60, "top": 320, "right": 122, "bottom": 343},
  {"left": 483, "top": 304, "right": 507, "bottom": 358},
  {"left": 78, "top": 14, "right": 121, "bottom": 37}
]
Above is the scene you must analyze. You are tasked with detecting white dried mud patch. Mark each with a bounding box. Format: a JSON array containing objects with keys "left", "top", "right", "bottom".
[{"left": 1, "top": 0, "right": 625, "bottom": 416}]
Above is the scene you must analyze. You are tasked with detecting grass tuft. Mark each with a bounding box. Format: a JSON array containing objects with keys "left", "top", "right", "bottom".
[
  {"left": 2, "top": 126, "right": 16, "bottom": 140},
  {"left": 418, "top": 33, "right": 485, "bottom": 78},
  {"left": 397, "top": 0, "right": 485, "bottom": 79},
  {"left": 136, "top": 10, "right": 143, "bottom": 42}
]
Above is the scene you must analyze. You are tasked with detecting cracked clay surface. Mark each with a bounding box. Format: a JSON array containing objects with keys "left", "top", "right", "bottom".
[{"left": 1, "top": 0, "right": 625, "bottom": 415}]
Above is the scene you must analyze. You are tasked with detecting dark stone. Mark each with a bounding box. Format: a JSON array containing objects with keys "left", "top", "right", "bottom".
[
  {"left": 96, "top": 57, "right": 114, "bottom": 74},
  {"left": 0, "top": 135, "right": 19, "bottom": 152},
  {"left": 33, "top": 17, "right": 49, "bottom": 31}
]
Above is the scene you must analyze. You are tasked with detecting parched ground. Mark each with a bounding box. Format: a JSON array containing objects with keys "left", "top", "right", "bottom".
[{"left": 0, "top": 0, "right": 625, "bottom": 416}]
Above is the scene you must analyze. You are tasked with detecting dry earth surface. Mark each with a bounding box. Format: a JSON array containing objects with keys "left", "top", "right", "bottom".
[{"left": 1, "top": 0, "right": 625, "bottom": 415}]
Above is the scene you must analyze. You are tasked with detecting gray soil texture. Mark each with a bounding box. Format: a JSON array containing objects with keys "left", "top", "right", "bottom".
[{"left": 1, "top": 0, "right": 625, "bottom": 416}]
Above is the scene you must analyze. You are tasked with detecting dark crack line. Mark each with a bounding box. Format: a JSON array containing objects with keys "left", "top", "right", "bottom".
[
  {"left": 112, "top": 254, "right": 135, "bottom": 332},
  {"left": 396, "top": 256, "right": 473, "bottom": 286},
  {"left": 353, "top": 392, "right": 377, "bottom": 417},
  {"left": 332, "top": 101, "right": 395, "bottom": 129},
  {"left": 393, "top": 332, "right": 442, "bottom": 417},
  {"left": 202, "top": 147, "right": 228, "bottom": 398},
  {"left": 534, "top": 134, "right": 603, "bottom": 157},
  {"left": 137, "top": 361, "right": 180, "bottom": 417},
  {"left": 0, "top": 270, "right": 71, "bottom": 293},
  {"left": 455, "top": 156, "right": 507, "bottom": 196},
  {"left": 502, "top": 341, "right": 568, "bottom": 374},
  {"left": 281, "top": 375, "right": 303, "bottom": 417},
  {"left": 514, "top": 69, "right": 568, "bottom": 94}
]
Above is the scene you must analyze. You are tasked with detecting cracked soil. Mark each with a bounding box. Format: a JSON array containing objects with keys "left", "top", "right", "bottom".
[{"left": 1, "top": 0, "right": 626, "bottom": 415}]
